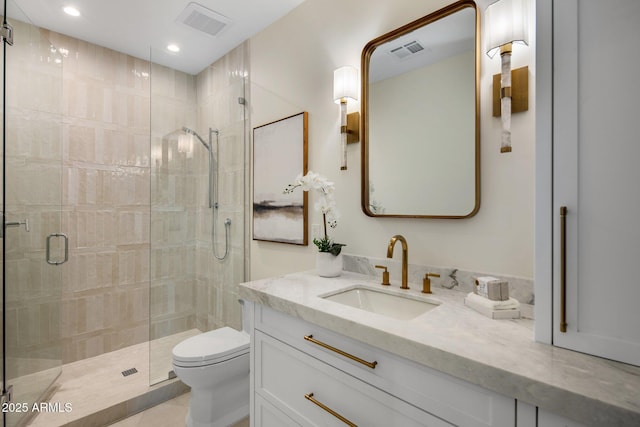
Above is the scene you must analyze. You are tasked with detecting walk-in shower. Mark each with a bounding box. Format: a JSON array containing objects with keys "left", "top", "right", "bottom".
[
  {"left": 180, "top": 126, "right": 231, "bottom": 261},
  {"left": 2, "top": 0, "right": 248, "bottom": 419}
]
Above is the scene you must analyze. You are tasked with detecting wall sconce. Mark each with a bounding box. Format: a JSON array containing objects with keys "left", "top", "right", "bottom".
[
  {"left": 485, "top": 0, "right": 529, "bottom": 153},
  {"left": 333, "top": 65, "right": 360, "bottom": 170}
]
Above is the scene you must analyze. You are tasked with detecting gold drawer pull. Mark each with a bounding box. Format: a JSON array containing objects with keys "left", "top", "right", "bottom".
[
  {"left": 560, "top": 206, "right": 568, "bottom": 333},
  {"left": 305, "top": 393, "right": 357, "bottom": 427},
  {"left": 304, "top": 335, "right": 378, "bottom": 369}
]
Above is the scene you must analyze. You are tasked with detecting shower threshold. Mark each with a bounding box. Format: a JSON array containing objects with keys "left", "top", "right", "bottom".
[{"left": 24, "top": 331, "right": 196, "bottom": 427}]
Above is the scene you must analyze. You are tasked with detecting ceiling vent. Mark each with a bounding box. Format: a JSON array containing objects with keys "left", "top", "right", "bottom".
[
  {"left": 388, "top": 40, "right": 425, "bottom": 60},
  {"left": 176, "top": 2, "right": 232, "bottom": 37}
]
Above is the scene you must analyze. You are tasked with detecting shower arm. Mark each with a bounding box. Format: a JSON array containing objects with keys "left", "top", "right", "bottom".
[
  {"left": 183, "top": 127, "right": 209, "bottom": 150},
  {"left": 181, "top": 126, "right": 229, "bottom": 259},
  {"left": 182, "top": 127, "right": 215, "bottom": 208}
]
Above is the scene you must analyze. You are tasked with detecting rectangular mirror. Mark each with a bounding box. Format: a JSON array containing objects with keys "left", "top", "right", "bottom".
[{"left": 361, "top": 0, "right": 480, "bottom": 218}]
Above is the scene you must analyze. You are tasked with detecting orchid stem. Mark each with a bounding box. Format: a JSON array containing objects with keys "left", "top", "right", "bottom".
[{"left": 322, "top": 213, "right": 328, "bottom": 240}]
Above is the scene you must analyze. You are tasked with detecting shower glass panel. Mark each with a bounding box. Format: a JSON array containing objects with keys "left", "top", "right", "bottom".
[
  {"left": 2, "top": 0, "right": 64, "bottom": 425},
  {"left": 149, "top": 45, "right": 248, "bottom": 385},
  {"left": 1, "top": 1, "right": 5, "bottom": 419}
]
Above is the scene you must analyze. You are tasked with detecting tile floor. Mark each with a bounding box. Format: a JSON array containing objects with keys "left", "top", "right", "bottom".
[
  {"left": 24, "top": 330, "right": 197, "bottom": 426},
  {"left": 109, "top": 392, "right": 250, "bottom": 427}
]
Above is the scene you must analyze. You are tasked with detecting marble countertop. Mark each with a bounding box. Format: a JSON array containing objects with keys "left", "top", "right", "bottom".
[{"left": 238, "top": 271, "right": 640, "bottom": 427}]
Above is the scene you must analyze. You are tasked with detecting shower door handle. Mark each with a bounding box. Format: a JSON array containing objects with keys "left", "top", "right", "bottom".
[{"left": 46, "top": 233, "right": 69, "bottom": 265}]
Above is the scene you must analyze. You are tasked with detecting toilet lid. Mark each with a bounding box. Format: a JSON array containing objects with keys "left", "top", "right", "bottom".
[{"left": 172, "top": 327, "right": 249, "bottom": 366}]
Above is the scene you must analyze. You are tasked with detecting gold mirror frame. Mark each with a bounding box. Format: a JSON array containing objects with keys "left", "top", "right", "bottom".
[{"left": 361, "top": 0, "right": 480, "bottom": 219}]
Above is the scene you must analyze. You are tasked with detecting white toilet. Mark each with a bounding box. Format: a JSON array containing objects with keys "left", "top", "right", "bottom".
[{"left": 172, "top": 304, "right": 250, "bottom": 427}]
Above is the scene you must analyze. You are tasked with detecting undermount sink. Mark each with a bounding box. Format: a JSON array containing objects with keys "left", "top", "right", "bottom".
[{"left": 322, "top": 286, "right": 440, "bottom": 320}]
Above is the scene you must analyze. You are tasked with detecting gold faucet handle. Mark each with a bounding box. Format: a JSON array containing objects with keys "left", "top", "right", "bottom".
[
  {"left": 422, "top": 273, "right": 441, "bottom": 294},
  {"left": 375, "top": 265, "right": 390, "bottom": 286}
]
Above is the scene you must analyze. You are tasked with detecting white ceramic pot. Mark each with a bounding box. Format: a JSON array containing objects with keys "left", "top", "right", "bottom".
[{"left": 316, "top": 252, "right": 343, "bottom": 277}]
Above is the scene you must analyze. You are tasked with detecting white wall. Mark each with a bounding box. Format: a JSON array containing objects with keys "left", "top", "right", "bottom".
[{"left": 249, "top": 0, "right": 536, "bottom": 281}]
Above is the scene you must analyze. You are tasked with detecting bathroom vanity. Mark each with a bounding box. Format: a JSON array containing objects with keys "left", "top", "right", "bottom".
[{"left": 239, "top": 271, "right": 640, "bottom": 426}]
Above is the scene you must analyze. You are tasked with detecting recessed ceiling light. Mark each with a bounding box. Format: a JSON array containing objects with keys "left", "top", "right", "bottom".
[
  {"left": 63, "top": 6, "right": 80, "bottom": 17},
  {"left": 167, "top": 44, "right": 180, "bottom": 53}
]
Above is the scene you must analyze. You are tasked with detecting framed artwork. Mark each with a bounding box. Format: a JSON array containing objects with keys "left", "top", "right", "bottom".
[{"left": 252, "top": 112, "right": 308, "bottom": 245}]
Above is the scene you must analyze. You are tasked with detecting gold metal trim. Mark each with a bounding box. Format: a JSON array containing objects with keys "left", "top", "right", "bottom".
[
  {"left": 501, "top": 86, "right": 512, "bottom": 98},
  {"left": 360, "top": 0, "right": 480, "bottom": 219},
  {"left": 305, "top": 393, "right": 357, "bottom": 427},
  {"left": 560, "top": 206, "right": 568, "bottom": 333},
  {"left": 304, "top": 335, "right": 378, "bottom": 369},
  {"left": 492, "top": 66, "right": 529, "bottom": 117},
  {"left": 346, "top": 112, "right": 360, "bottom": 144},
  {"left": 500, "top": 42, "right": 513, "bottom": 56}
]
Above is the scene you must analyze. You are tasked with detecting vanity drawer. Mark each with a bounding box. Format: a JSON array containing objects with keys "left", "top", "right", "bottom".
[
  {"left": 254, "top": 304, "right": 515, "bottom": 427},
  {"left": 255, "top": 394, "right": 301, "bottom": 427},
  {"left": 255, "top": 330, "right": 451, "bottom": 427}
]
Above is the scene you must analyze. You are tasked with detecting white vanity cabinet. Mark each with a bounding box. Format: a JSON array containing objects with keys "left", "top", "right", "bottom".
[
  {"left": 538, "top": 0, "right": 640, "bottom": 365},
  {"left": 248, "top": 302, "right": 515, "bottom": 427}
]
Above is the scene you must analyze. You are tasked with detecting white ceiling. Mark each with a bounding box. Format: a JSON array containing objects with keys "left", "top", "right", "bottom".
[
  {"left": 9, "top": 0, "right": 306, "bottom": 75},
  {"left": 369, "top": 8, "right": 476, "bottom": 83}
]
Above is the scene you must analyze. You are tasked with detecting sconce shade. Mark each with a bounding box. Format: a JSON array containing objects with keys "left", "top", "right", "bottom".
[
  {"left": 485, "top": 0, "right": 529, "bottom": 58},
  {"left": 333, "top": 66, "right": 359, "bottom": 103}
]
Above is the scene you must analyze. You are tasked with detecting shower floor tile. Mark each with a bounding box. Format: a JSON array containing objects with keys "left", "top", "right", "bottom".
[{"left": 25, "top": 330, "right": 199, "bottom": 427}]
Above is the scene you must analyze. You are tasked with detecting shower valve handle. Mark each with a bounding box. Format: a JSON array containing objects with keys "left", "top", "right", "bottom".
[{"left": 5, "top": 218, "right": 30, "bottom": 232}]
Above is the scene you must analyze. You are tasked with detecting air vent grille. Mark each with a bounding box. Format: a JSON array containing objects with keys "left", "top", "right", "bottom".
[
  {"left": 405, "top": 41, "right": 424, "bottom": 54},
  {"left": 389, "top": 40, "right": 425, "bottom": 60},
  {"left": 121, "top": 368, "right": 138, "bottom": 377},
  {"left": 177, "top": 2, "right": 232, "bottom": 37}
]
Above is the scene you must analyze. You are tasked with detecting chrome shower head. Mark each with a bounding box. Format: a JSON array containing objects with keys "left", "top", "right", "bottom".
[{"left": 182, "top": 127, "right": 210, "bottom": 150}]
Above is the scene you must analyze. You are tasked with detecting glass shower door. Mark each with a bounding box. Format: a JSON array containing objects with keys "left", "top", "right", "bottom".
[{"left": 2, "top": 1, "right": 64, "bottom": 425}]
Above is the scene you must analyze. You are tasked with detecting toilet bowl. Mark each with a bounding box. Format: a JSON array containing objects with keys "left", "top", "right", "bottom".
[{"left": 172, "top": 326, "right": 250, "bottom": 427}]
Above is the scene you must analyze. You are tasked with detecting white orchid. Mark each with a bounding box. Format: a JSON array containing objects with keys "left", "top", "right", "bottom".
[
  {"left": 289, "top": 171, "right": 334, "bottom": 193},
  {"left": 284, "top": 171, "right": 344, "bottom": 255}
]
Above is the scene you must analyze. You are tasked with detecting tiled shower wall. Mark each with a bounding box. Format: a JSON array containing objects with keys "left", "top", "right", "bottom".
[
  {"left": 150, "top": 44, "right": 248, "bottom": 340},
  {"left": 5, "top": 22, "right": 247, "bottom": 365},
  {"left": 194, "top": 46, "right": 248, "bottom": 333},
  {"left": 148, "top": 44, "right": 248, "bottom": 380},
  {"left": 47, "top": 30, "right": 154, "bottom": 363},
  {"left": 149, "top": 62, "right": 198, "bottom": 343},
  {"left": 3, "top": 18, "right": 64, "bottom": 375}
]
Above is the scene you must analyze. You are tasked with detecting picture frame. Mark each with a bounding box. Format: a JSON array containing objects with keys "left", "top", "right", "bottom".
[{"left": 252, "top": 112, "right": 309, "bottom": 245}]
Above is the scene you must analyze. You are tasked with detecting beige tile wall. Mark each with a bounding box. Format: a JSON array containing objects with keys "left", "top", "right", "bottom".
[
  {"left": 149, "top": 60, "right": 198, "bottom": 342},
  {"left": 3, "top": 18, "right": 65, "bottom": 375},
  {"left": 149, "top": 44, "right": 248, "bottom": 379},
  {"left": 42, "top": 31, "right": 154, "bottom": 363},
  {"left": 194, "top": 45, "right": 248, "bottom": 333},
  {"left": 5, "top": 21, "right": 247, "bottom": 368}
]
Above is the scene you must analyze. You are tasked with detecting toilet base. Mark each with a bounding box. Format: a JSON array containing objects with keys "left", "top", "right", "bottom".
[
  {"left": 185, "top": 403, "right": 249, "bottom": 427},
  {"left": 183, "top": 371, "right": 249, "bottom": 427}
]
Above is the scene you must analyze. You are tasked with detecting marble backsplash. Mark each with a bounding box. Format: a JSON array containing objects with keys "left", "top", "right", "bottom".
[{"left": 343, "top": 254, "right": 534, "bottom": 318}]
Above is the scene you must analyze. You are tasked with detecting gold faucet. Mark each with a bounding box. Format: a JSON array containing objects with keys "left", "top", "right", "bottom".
[{"left": 386, "top": 235, "right": 409, "bottom": 289}]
